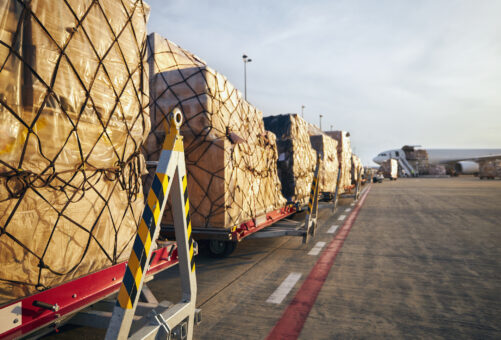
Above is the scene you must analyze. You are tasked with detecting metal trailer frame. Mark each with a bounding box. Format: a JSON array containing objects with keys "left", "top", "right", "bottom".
[
  {"left": 161, "top": 153, "right": 324, "bottom": 256},
  {"left": 0, "top": 109, "right": 200, "bottom": 340},
  {"left": 0, "top": 244, "right": 179, "bottom": 340}
]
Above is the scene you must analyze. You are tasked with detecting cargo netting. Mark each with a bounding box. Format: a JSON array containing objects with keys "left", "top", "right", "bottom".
[
  {"left": 263, "top": 114, "right": 317, "bottom": 205},
  {"left": 144, "top": 33, "right": 286, "bottom": 230},
  {"left": 0, "top": 0, "right": 150, "bottom": 305}
]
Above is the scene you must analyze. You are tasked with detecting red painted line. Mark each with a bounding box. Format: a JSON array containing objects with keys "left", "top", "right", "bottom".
[{"left": 266, "top": 186, "right": 372, "bottom": 340}]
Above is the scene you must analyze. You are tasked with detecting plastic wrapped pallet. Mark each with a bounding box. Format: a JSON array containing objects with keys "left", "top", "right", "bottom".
[
  {"left": 263, "top": 114, "right": 317, "bottom": 205},
  {"left": 429, "top": 165, "right": 446, "bottom": 176},
  {"left": 0, "top": 0, "right": 150, "bottom": 305},
  {"left": 325, "top": 131, "right": 352, "bottom": 192},
  {"left": 380, "top": 159, "right": 398, "bottom": 179},
  {"left": 351, "top": 154, "right": 363, "bottom": 183},
  {"left": 309, "top": 135, "right": 339, "bottom": 193},
  {"left": 144, "top": 33, "right": 286, "bottom": 230},
  {"left": 479, "top": 161, "right": 497, "bottom": 179}
]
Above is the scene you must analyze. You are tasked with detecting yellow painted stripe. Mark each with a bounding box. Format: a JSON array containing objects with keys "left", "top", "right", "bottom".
[
  {"left": 138, "top": 220, "right": 150, "bottom": 246},
  {"left": 189, "top": 241, "right": 194, "bottom": 259},
  {"left": 182, "top": 175, "right": 188, "bottom": 191},
  {"left": 144, "top": 233, "right": 152, "bottom": 255},
  {"left": 117, "top": 285, "right": 132, "bottom": 309},
  {"left": 129, "top": 252, "right": 143, "bottom": 289},
  {"left": 147, "top": 191, "right": 160, "bottom": 224},
  {"left": 192, "top": 263, "right": 196, "bottom": 272},
  {"left": 128, "top": 251, "right": 141, "bottom": 277},
  {"left": 185, "top": 198, "right": 190, "bottom": 215},
  {"left": 156, "top": 173, "right": 169, "bottom": 193}
]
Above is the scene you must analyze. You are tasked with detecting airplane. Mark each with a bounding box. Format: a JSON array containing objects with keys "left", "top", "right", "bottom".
[{"left": 373, "top": 146, "right": 501, "bottom": 175}]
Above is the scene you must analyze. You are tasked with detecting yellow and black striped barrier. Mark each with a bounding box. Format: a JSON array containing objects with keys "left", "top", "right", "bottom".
[{"left": 106, "top": 109, "right": 198, "bottom": 340}]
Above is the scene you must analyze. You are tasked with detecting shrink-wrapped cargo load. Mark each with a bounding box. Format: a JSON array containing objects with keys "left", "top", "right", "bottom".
[
  {"left": 263, "top": 114, "right": 317, "bottom": 205},
  {"left": 325, "top": 131, "right": 352, "bottom": 191},
  {"left": 351, "top": 154, "right": 363, "bottom": 183},
  {"left": 429, "top": 165, "right": 447, "bottom": 176},
  {"left": 403, "top": 146, "right": 429, "bottom": 175},
  {"left": 144, "top": 33, "right": 286, "bottom": 229},
  {"left": 380, "top": 159, "right": 398, "bottom": 179},
  {"left": 0, "top": 0, "right": 150, "bottom": 305},
  {"left": 309, "top": 135, "right": 339, "bottom": 193},
  {"left": 479, "top": 161, "right": 497, "bottom": 179}
]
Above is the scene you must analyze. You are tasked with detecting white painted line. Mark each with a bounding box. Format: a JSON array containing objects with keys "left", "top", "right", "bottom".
[
  {"left": 266, "top": 272, "right": 302, "bottom": 304},
  {"left": 338, "top": 214, "right": 346, "bottom": 221},
  {"left": 327, "top": 225, "right": 339, "bottom": 234},
  {"left": 308, "top": 241, "right": 327, "bottom": 256},
  {"left": 350, "top": 202, "right": 355, "bottom": 206},
  {"left": 345, "top": 208, "right": 352, "bottom": 212}
]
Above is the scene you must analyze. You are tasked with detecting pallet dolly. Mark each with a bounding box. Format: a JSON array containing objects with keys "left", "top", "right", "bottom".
[
  {"left": 330, "top": 166, "right": 363, "bottom": 213},
  {"left": 248, "top": 153, "right": 322, "bottom": 244},
  {"left": 0, "top": 109, "right": 200, "bottom": 340}
]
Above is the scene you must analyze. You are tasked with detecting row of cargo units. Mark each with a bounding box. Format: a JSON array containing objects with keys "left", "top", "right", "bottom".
[{"left": 0, "top": 0, "right": 363, "bottom": 311}]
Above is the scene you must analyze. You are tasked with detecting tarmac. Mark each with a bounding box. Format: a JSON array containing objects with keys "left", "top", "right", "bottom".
[{"left": 44, "top": 176, "right": 501, "bottom": 339}]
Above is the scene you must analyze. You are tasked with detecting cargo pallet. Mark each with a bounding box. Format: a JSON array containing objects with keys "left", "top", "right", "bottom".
[
  {"left": 0, "top": 110, "right": 200, "bottom": 340},
  {"left": 161, "top": 153, "right": 324, "bottom": 256}
]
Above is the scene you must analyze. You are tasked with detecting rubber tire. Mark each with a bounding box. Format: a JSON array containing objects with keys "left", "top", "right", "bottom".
[{"left": 208, "top": 240, "right": 237, "bottom": 258}]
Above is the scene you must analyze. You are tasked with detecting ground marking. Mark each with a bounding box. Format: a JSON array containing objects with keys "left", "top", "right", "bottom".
[
  {"left": 266, "top": 185, "right": 372, "bottom": 340},
  {"left": 338, "top": 214, "right": 346, "bottom": 221},
  {"left": 345, "top": 208, "right": 352, "bottom": 212},
  {"left": 266, "top": 272, "right": 302, "bottom": 304},
  {"left": 350, "top": 202, "right": 355, "bottom": 206},
  {"left": 327, "top": 225, "right": 339, "bottom": 234},
  {"left": 308, "top": 241, "right": 326, "bottom": 256}
]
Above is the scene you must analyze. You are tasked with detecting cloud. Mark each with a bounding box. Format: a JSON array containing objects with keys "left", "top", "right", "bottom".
[{"left": 146, "top": 0, "right": 501, "bottom": 165}]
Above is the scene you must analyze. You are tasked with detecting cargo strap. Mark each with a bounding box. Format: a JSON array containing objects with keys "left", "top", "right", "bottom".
[{"left": 105, "top": 109, "right": 197, "bottom": 340}]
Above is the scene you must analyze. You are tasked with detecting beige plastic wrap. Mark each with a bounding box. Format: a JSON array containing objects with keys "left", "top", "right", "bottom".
[
  {"left": 380, "top": 159, "right": 398, "bottom": 179},
  {"left": 479, "top": 161, "right": 497, "bottom": 178},
  {"left": 309, "top": 135, "right": 339, "bottom": 193},
  {"left": 144, "top": 33, "right": 286, "bottom": 229},
  {"left": 325, "top": 131, "right": 352, "bottom": 191},
  {"left": 351, "top": 154, "right": 363, "bottom": 183},
  {"left": 0, "top": 0, "right": 150, "bottom": 305},
  {"left": 263, "top": 114, "right": 317, "bottom": 205}
]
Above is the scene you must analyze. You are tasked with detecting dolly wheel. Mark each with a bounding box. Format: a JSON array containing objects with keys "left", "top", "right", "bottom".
[{"left": 208, "top": 240, "right": 237, "bottom": 258}]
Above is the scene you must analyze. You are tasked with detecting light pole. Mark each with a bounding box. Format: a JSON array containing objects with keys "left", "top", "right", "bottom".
[
  {"left": 330, "top": 124, "right": 333, "bottom": 132},
  {"left": 242, "top": 54, "right": 252, "bottom": 100},
  {"left": 319, "top": 114, "right": 323, "bottom": 131},
  {"left": 301, "top": 105, "right": 305, "bottom": 118}
]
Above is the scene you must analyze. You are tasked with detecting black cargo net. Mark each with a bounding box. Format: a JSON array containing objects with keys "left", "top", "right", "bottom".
[
  {"left": 0, "top": 0, "right": 149, "bottom": 304},
  {"left": 143, "top": 34, "right": 285, "bottom": 229}
]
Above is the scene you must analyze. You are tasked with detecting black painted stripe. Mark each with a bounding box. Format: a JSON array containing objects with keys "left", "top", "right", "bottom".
[
  {"left": 151, "top": 175, "right": 165, "bottom": 206},
  {"left": 142, "top": 204, "right": 156, "bottom": 232},
  {"left": 122, "top": 267, "right": 136, "bottom": 297}
]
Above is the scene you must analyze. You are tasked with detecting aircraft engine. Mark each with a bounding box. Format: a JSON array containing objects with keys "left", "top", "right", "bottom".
[{"left": 454, "top": 161, "right": 479, "bottom": 174}]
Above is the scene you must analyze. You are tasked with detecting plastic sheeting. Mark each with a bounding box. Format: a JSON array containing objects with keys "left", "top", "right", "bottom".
[
  {"left": 0, "top": 0, "right": 150, "bottom": 305},
  {"left": 309, "top": 135, "right": 339, "bottom": 193},
  {"left": 263, "top": 114, "right": 317, "bottom": 205},
  {"left": 144, "top": 33, "right": 286, "bottom": 229},
  {"left": 325, "top": 131, "right": 352, "bottom": 191}
]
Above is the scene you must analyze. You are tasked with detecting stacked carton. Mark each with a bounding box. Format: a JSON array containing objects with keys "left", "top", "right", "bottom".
[
  {"left": 0, "top": 0, "right": 150, "bottom": 304},
  {"left": 144, "top": 34, "right": 286, "bottom": 229},
  {"left": 263, "top": 114, "right": 317, "bottom": 205},
  {"left": 479, "top": 161, "right": 497, "bottom": 179},
  {"left": 325, "top": 131, "right": 352, "bottom": 192},
  {"left": 380, "top": 159, "right": 398, "bottom": 179},
  {"left": 309, "top": 135, "right": 339, "bottom": 193},
  {"left": 351, "top": 155, "right": 363, "bottom": 183}
]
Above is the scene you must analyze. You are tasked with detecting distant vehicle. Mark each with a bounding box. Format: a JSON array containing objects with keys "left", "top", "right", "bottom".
[
  {"left": 373, "top": 146, "right": 501, "bottom": 176},
  {"left": 373, "top": 173, "right": 384, "bottom": 183}
]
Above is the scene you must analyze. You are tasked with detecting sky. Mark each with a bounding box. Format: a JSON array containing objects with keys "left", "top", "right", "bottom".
[{"left": 146, "top": 0, "right": 501, "bottom": 165}]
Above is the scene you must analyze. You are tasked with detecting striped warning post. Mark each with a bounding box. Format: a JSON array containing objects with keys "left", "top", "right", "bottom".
[
  {"left": 182, "top": 174, "right": 195, "bottom": 272},
  {"left": 117, "top": 172, "right": 170, "bottom": 309}
]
